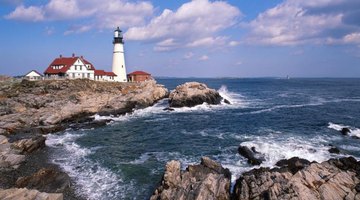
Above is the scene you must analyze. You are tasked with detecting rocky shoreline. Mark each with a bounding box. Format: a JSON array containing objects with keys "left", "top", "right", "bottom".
[
  {"left": 152, "top": 156, "right": 360, "bottom": 200},
  {"left": 2, "top": 79, "right": 359, "bottom": 199},
  {"left": 0, "top": 78, "right": 169, "bottom": 199}
]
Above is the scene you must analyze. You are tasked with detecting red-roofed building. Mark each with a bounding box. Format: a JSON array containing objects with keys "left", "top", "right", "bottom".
[
  {"left": 127, "top": 71, "right": 152, "bottom": 82},
  {"left": 44, "top": 54, "right": 116, "bottom": 82}
]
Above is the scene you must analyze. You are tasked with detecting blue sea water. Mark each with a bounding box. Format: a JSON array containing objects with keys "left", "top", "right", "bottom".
[{"left": 46, "top": 78, "right": 360, "bottom": 200}]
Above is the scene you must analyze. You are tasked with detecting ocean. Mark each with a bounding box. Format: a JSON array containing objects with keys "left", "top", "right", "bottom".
[{"left": 45, "top": 78, "right": 360, "bottom": 199}]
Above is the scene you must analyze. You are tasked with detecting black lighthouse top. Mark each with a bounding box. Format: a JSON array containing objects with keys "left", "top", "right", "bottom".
[{"left": 113, "top": 27, "right": 124, "bottom": 44}]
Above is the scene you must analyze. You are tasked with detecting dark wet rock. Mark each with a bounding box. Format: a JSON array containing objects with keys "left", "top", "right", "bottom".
[
  {"left": 328, "top": 147, "right": 340, "bottom": 154},
  {"left": 275, "top": 157, "right": 311, "bottom": 174},
  {"left": 12, "top": 135, "right": 46, "bottom": 154},
  {"left": 16, "top": 168, "right": 70, "bottom": 193},
  {"left": 341, "top": 127, "right": 351, "bottom": 135},
  {"left": 169, "top": 82, "right": 222, "bottom": 107},
  {"left": 224, "top": 99, "right": 231, "bottom": 104},
  {"left": 150, "top": 156, "right": 231, "bottom": 200},
  {"left": 163, "top": 107, "right": 175, "bottom": 111},
  {"left": 233, "top": 156, "right": 360, "bottom": 200},
  {"left": 238, "top": 146, "right": 263, "bottom": 165}
]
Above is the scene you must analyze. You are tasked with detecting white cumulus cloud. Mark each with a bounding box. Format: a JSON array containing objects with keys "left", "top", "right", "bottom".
[
  {"left": 5, "top": 0, "right": 154, "bottom": 33},
  {"left": 125, "top": 0, "right": 241, "bottom": 50},
  {"left": 245, "top": 0, "right": 360, "bottom": 46}
]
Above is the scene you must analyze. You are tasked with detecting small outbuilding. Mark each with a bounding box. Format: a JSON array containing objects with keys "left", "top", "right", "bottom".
[
  {"left": 127, "top": 71, "right": 152, "bottom": 82},
  {"left": 24, "top": 70, "right": 42, "bottom": 81}
]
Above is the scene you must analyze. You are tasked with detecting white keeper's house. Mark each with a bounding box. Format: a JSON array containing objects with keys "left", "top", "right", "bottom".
[
  {"left": 42, "top": 27, "right": 127, "bottom": 82},
  {"left": 43, "top": 54, "right": 117, "bottom": 81}
]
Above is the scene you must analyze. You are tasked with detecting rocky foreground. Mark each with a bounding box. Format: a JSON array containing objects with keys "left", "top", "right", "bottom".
[
  {"left": 153, "top": 156, "right": 360, "bottom": 200},
  {"left": 0, "top": 78, "right": 168, "bottom": 199}
]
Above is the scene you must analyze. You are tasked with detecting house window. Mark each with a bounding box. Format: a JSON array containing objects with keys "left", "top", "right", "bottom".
[
  {"left": 82, "top": 73, "right": 85, "bottom": 78},
  {"left": 80, "top": 66, "right": 82, "bottom": 70},
  {"left": 75, "top": 66, "right": 77, "bottom": 70},
  {"left": 87, "top": 73, "right": 90, "bottom": 78},
  {"left": 72, "top": 73, "right": 75, "bottom": 78}
]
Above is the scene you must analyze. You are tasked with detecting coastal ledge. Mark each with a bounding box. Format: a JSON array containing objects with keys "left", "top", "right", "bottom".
[
  {"left": 0, "top": 79, "right": 169, "bottom": 135},
  {"left": 153, "top": 156, "right": 360, "bottom": 200}
]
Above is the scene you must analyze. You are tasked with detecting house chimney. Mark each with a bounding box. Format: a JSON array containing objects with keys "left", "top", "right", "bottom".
[
  {"left": 59, "top": 54, "right": 62, "bottom": 58},
  {"left": 72, "top": 53, "right": 75, "bottom": 57},
  {"left": 80, "top": 55, "right": 83, "bottom": 59}
]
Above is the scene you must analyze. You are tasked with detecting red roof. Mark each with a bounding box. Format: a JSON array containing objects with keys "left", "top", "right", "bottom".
[
  {"left": 44, "top": 56, "right": 95, "bottom": 74},
  {"left": 128, "top": 71, "right": 151, "bottom": 76},
  {"left": 94, "top": 70, "right": 117, "bottom": 76}
]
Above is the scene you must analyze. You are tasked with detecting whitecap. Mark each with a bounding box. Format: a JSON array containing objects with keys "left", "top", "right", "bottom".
[
  {"left": 328, "top": 122, "right": 360, "bottom": 138},
  {"left": 46, "top": 132, "right": 130, "bottom": 200}
]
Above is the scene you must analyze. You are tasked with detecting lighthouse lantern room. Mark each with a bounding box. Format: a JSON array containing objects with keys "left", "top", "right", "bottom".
[{"left": 112, "top": 27, "right": 127, "bottom": 82}]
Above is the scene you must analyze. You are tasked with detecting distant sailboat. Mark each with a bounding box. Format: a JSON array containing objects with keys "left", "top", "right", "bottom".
[{"left": 286, "top": 75, "right": 290, "bottom": 79}]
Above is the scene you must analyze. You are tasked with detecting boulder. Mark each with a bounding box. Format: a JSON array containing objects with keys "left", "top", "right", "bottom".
[
  {"left": 224, "top": 99, "right": 231, "bottom": 104},
  {"left": 233, "top": 157, "right": 360, "bottom": 200},
  {"left": 275, "top": 157, "right": 311, "bottom": 174},
  {"left": 12, "top": 135, "right": 46, "bottom": 153},
  {"left": 0, "top": 136, "right": 25, "bottom": 169},
  {"left": 0, "top": 188, "right": 63, "bottom": 200},
  {"left": 0, "top": 135, "right": 8, "bottom": 144},
  {"left": 169, "top": 82, "right": 222, "bottom": 107},
  {"left": 341, "top": 127, "right": 351, "bottom": 135},
  {"left": 329, "top": 147, "right": 340, "bottom": 154},
  {"left": 238, "top": 146, "right": 264, "bottom": 165},
  {"left": 16, "top": 168, "right": 71, "bottom": 193},
  {"left": 150, "top": 157, "right": 231, "bottom": 200}
]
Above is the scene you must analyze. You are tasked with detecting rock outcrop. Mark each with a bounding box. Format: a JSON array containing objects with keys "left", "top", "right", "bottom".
[
  {"left": 169, "top": 82, "right": 222, "bottom": 107},
  {"left": 0, "top": 135, "right": 25, "bottom": 169},
  {"left": 12, "top": 135, "right": 46, "bottom": 153},
  {"left": 233, "top": 156, "right": 360, "bottom": 200},
  {"left": 238, "top": 146, "right": 264, "bottom": 166},
  {"left": 150, "top": 157, "right": 231, "bottom": 200},
  {"left": 0, "top": 188, "right": 63, "bottom": 200},
  {"left": 16, "top": 168, "right": 70, "bottom": 193},
  {"left": 0, "top": 79, "right": 168, "bottom": 134}
]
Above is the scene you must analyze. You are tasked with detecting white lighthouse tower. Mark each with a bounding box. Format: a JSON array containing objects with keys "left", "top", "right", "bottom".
[{"left": 112, "top": 27, "right": 127, "bottom": 82}]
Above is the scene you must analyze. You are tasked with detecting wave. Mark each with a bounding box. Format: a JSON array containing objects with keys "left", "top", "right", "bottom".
[
  {"left": 328, "top": 122, "right": 360, "bottom": 138},
  {"left": 46, "top": 132, "right": 131, "bottom": 200}
]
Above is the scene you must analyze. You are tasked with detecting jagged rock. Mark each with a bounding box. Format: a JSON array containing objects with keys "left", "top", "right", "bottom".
[
  {"left": 150, "top": 157, "right": 231, "bottom": 200},
  {"left": 275, "top": 157, "right": 311, "bottom": 174},
  {"left": 0, "top": 136, "right": 25, "bottom": 169},
  {"left": 12, "top": 136, "right": 46, "bottom": 153},
  {"left": 169, "top": 82, "right": 222, "bottom": 107},
  {"left": 233, "top": 157, "right": 360, "bottom": 200},
  {"left": 0, "top": 188, "right": 63, "bottom": 200},
  {"left": 341, "top": 127, "right": 351, "bottom": 135},
  {"left": 16, "top": 168, "right": 71, "bottom": 193},
  {"left": 329, "top": 147, "right": 340, "bottom": 154},
  {"left": 0, "top": 135, "right": 8, "bottom": 144},
  {"left": 238, "top": 146, "right": 264, "bottom": 165},
  {"left": 224, "top": 99, "right": 231, "bottom": 104}
]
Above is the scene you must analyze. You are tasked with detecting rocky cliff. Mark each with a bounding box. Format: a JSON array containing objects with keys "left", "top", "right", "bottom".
[{"left": 0, "top": 79, "right": 168, "bottom": 135}]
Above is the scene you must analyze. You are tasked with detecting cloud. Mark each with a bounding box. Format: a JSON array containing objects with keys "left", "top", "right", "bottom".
[
  {"left": 64, "top": 25, "right": 92, "bottom": 35},
  {"left": 235, "top": 61, "right": 243, "bottom": 65},
  {"left": 183, "top": 52, "right": 194, "bottom": 59},
  {"left": 45, "top": 27, "right": 55, "bottom": 36},
  {"left": 125, "top": 0, "right": 241, "bottom": 50},
  {"left": 245, "top": 0, "right": 360, "bottom": 46},
  {"left": 5, "top": 0, "right": 154, "bottom": 32},
  {"left": 5, "top": 5, "right": 44, "bottom": 22},
  {"left": 199, "top": 55, "right": 209, "bottom": 61},
  {"left": 229, "top": 41, "right": 240, "bottom": 47}
]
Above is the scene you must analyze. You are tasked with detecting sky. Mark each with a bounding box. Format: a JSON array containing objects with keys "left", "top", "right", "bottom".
[{"left": 0, "top": 0, "right": 360, "bottom": 78}]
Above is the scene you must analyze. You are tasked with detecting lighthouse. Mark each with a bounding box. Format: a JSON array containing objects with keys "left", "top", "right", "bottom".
[{"left": 112, "top": 27, "right": 127, "bottom": 82}]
